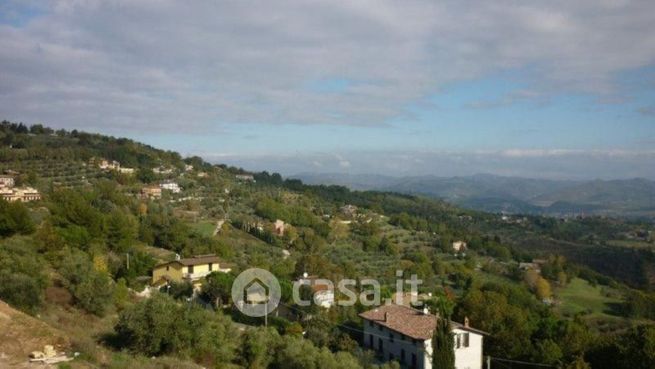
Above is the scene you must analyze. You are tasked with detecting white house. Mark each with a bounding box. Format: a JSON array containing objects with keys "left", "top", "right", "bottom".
[
  {"left": 0, "top": 175, "right": 15, "bottom": 188},
  {"left": 359, "top": 304, "right": 486, "bottom": 369},
  {"left": 235, "top": 174, "right": 255, "bottom": 182},
  {"left": 452, "top": 241, "right": 468, "bottom": 253},
  {"left": 160, "top": 181, "right": 181, "bottom": 193}
]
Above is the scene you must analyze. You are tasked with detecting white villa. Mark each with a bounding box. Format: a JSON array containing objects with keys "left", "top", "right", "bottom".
[
  {"left": 160, "top": 181, "right": 181, "bottom": 193},
  {"left": 359, "top": 304, "right": 486, "bottom": 369}
]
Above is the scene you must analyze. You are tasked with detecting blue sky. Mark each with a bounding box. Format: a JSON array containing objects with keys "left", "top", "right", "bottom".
[{"left": 1, "top": 1, "right": 654, "bottom": 178}]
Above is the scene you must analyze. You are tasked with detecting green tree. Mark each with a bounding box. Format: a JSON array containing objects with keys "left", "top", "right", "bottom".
[
  {"left": 201, "top": 272, "right": 235, "bottom": 307},
  {"left": 432, "top": 306, "right": 455, "bottom": 369},
  {"left": 0, "top": 199, "right": 35, "bottom": 237}
]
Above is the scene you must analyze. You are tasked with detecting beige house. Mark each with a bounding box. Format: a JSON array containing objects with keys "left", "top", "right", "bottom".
[
  {"left": 0, "top": 187, "right": 41, "bottom": 202},
  {"left": 152, "top": 254, "right": 232, "bottom": 289},
  {"left": 273, "top": 219, "right": 286, "bottom": 236},
  {"left": 141, "top": 185, "right": 162, "bottom": 199}
]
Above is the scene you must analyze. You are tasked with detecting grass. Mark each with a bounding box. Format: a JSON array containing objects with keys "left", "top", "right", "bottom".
[
  {"left": 556, "top": 278, "right": 623, "bottom": 318},
  {"left": 190, "top": 220, "right": 217, "bottom": 237}
]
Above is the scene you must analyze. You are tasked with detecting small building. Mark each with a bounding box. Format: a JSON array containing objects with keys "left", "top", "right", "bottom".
[
  {"left": 98, "top": 159, "right": 121, "bottom": 170},
  {"left": 452, "top": 241, "right": 468, "bottom": 253},
  {"left": 184, "top": 164, "right": 194, "bottom": 172},
  {"left": 197, "top": 172, "right": 208, "bottom": 178},
  {"left": 519, "top": 262, "right": 539, "bottom": 271},
  {"left": 153, "top": 166, "right": 174, "bottom": 175},
  {"left": 340, "top": 204, "right": 358, "bottom": 217},
  {"left": 0, "top": 175, "right": 15, "bottom": 188},
  {"left": 0, "top": 186, "right": 41, "bottom": 202},
  {"left": 117, "top": 167, "right": 135, "bottom": 174},
  {"left": 151, "top": 254, "right": 231, "bottom": 289},
  {"left": 141, "top": 185, "right": 162, "bottom": 199},
  {"left": 273, "top": 219, "right": 285, "bottom": 236},
  {"left": 235, "top": 174, "right": 255, "bottom": 182},
  {"left": 297, "top": 273, "right": 335, "bottom": 308},
  {"left": 160, "top": 181, "right": 181, "bottom": 193},
  {"left": 359, "top": 304, "right": 487, "bottom": 369}
]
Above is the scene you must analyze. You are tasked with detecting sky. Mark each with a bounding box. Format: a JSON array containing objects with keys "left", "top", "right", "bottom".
[{"left": 1, "top": 0, "right": 654, "bottom": 179}]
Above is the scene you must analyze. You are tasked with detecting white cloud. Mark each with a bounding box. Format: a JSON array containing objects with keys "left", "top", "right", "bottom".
[{"left": 1, "top": 0, "right": 654, "bottom": 132}]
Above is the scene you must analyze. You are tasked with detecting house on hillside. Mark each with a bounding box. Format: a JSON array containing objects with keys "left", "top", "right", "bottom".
[
  {"left": 0, "top": 186, "right": 41, "bottom": 202},
  {"left": 235, "top": 174, "right": 255, "bottom": 182},
  {"left": 359, "top": 304, "right": 487, "bottom": 369},
  {"left": 160, "top": 181, "right": 181, "bottom": 193},
  {"left": 98, "top": 159, "right": 121, "bottom": 170},
  {"left": 340, "top": 204, "right": 358, "bottom": 217},
  {"left": 151, "top": 254, "right": 232, "bottom": 289},
  {"left": 297, "top": 273, "right": 335, "bottom": 308},
  {"left": 141, "top": 185, "right": 162, "bottom": 199},
  {"left": 117, "top": 167, "right": 135, "bottom": 174},
  {"left": 273, "top": 219, "right": 286, "bottom": 236},
  {"left": 452, "top": 241, "right": 468, "bottom": 253},
  {"left": 0, "top": 175, "right": 15, "bottom": 188},
  {"left": 153, "top": 166, "right": 174, "bottom": 175}
]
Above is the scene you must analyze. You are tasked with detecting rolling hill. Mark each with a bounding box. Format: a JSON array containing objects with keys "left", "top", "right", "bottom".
[{"left": 293, "top": 173, "right": 655, "bottom": 217}]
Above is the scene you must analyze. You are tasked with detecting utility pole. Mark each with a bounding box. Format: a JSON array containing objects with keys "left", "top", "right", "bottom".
[
  {"left": 487, "top": 355, "right": 491, "bottom": 369},
  {"left": 264, "top": 300, "right": 268, "bottom": 327}
]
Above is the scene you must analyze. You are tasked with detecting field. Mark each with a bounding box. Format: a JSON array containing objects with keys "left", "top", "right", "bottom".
[{"left": 556, "top": 278, "right": 622, "bottom": 318}]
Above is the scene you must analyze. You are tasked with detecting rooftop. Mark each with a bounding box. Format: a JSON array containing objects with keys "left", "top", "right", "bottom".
[
  {"left": 359, "top": 304, "right": 487, "bottom": 340},
  {"left": 157, "top": 254, "right": 224, "bottom": 267}
]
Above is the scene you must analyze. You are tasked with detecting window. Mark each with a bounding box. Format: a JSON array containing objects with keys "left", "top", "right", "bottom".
[
  {"left": 188, "top": 265, "right": 194, "bottom": 274},
  {"left": 378, "top": 338, "right": 383, "bottom": 352},
  {"left": 369, "top": 334, "right": 373, "bottom": 347},
  {"left": 208, "top": 263, "right": 213, "bottom": 271},
  {"left": 389, "top": 333, "right": 394, "bottom": 343},
  {"left": 455, "top": 333, "right": 470, "bottom": 349},
  {"left": 389, "top": 353, "right": 394, "bottom": 361},
  {"left": 401, "top": 349, "right": 406, "bottom": 363},
  {"left": 411, "top": 353, "right": 417, "bottom": 369}
]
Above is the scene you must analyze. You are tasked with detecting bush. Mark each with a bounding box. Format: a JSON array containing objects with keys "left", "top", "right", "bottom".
[
  {"left": 114, "top": 293, "right": 237, "bottom": 364},
  {"left": 0, "top": 237, "right": 47, "bottom": 313}
]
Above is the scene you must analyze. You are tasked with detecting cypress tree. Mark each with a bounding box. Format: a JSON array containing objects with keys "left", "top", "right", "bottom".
[{"left": 432, "top": 304, "right": 455, "bottom": 369}]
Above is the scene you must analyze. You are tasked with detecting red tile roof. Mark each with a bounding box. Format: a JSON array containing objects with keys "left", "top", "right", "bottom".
[{"left": 359, "top": 304, "right": 487, "bottom": 340}]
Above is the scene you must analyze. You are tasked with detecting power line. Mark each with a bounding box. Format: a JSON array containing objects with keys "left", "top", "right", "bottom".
[{"left": 491, "top": 356, "right": 554, "bottom": 368}]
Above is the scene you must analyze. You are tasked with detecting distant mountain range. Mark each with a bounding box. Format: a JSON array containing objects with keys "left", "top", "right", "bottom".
[{"left": 292, "top": 173, "right": 655, "bottom": 217}]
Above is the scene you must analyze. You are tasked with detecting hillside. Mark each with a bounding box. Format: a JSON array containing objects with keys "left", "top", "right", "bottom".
[
  {"left": 0, "top": 299, "right": 69, "bottom": 368},
  {"left": 0, "top": 121, "right": 654, "bottom": 369},
  {"left": 294, "top": 172, "right": 655, "bottom": 217}
]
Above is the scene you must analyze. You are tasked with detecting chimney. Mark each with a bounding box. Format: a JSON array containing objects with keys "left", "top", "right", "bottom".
[
  {"left": 464, "top": 316, "right": 470, "bottom": 327},
  {"left": 384, "top": 312, "right": 389, "bottom": 322}
]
